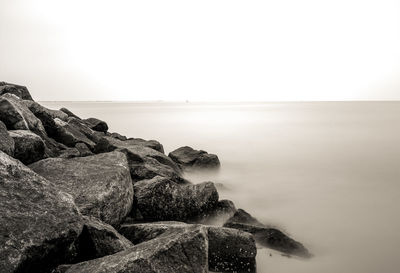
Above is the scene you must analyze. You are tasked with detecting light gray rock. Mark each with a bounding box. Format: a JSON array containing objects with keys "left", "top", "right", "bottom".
[
  {"left": 29, "top": 151, "right": 134, "bottom": 227},
  {"left": 169, "top": 146, "right": 220, "bottom": 170},
  {"left": 0, "top": 82, "right": 33, "bottom": 100},
  {"left": 134, "top": 176, "right": 219, "bottom": 221},
  {"left": 0, "top": 151, "right": 84, "bottom": 273},
  {"left": 0, "top": 120, "right": 14, "bottom": 156},
  {"left": 9, "top": 130, "right": 45, "bottom": 164},
  {"left": 54, "top": 224, "right": 208, "bottom": 273}
]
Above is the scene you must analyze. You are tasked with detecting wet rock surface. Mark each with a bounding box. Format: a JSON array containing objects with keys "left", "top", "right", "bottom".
[{"left": 29, "top": 151, "right": 134, "bottom": 227}]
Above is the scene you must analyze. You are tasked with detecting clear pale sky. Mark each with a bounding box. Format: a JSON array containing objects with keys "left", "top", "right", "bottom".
[{"left": 1, "top": 0, "right": 400, "bottom": 101}]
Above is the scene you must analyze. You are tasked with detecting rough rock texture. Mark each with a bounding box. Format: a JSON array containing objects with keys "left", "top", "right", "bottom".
[
  {"left": 109, "top": 132, "right": 127, "bottom": 141},
  {"left": 126, "top": 137, "right": 164, "bottom": 153},
  {"left": 0, "top": 93, "right": 46, "bottom": 136},
  {"left": 74, "top": 217, "right": 133, "bottom": 262},
  {"left": 94, "top": 136, "right": 184, "bottom": 183},
  {"left": 9, "top": 130, "right": 45, "bottom": 164},
  {"left": 192, "top": 199, "right": 237, "bottom": 225},
  {"left": 54, "top": 225, "right": 208, "bottom": 273},
  {"left": 23, "top": 100, "right": 68, "bottom": 122},
  {"left": 75, "top": 143, "right": 93, "bottom": 157},
  {"left": 0, "top": 120, "right": 14, "bottom": 156},
  {"left": 83, "top": 118, "right": 108, "bottom": 133},
  {"left": 0, "top": 82, "right": 33, "bottom": 100},
  {"left": 29, "top": 151, "right": 134, "bottom": 227},
  {"left": 119, "top": 222, "right": 257, "bottom": 273},
  {"left": 168, "top": 146, "right": 220, "bottom": 170},
  {"left": 223, "top": 209, "right": 311, "bottom": 258},
  {"left": 95, "top": 136, "right": 165, "bottom": 154},
  {"left": 60, "top": 108, "right": 81, "bottom": 120},
  {"left": 67, "top": 118, "right": 103, "bottom": 144},
  {"left": 52, "top": 118, "right": 96, "bottom": 149},
  {"left": 134, "top": 176, "right": 219, "bottom": 221},
  {"left": 0, "top": 151, "right": 84, "bottom": 273}
]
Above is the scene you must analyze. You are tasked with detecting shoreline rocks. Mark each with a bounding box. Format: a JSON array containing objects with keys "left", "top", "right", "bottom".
[{"left": 168, "top": 146, "right": 220, "bottom": 170}]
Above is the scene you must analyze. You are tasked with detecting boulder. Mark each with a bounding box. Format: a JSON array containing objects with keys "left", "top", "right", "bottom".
[
  {"left": 0, "top": 120, "right": 14, "bottom": 156},
  {"left": 60, "top": 107, "right": 81, "bottom": 120},
  {"left": 0, "top": 93, "right": 46, "bottom": 136},
  {"left": 192, "top": 199, "right": 237, "bottom": 225},
  {"left": 95, "top": 135, "right": 165, "bottom": 154},
  {"left": 133, "top": 176, "right": 218, "bottom": 221},
  {"left": 29, "top": 151, "right": 134, "bottom": 227},
  {"left": 74, "top": 216, "right": 133, "bottom": 262},
  {"left": 109, "top": 132, "right": 127, "bottom": 141},
  {"left": 83, "top": 118, "right": 108, "bottom": 133},
  {"left": 126, "top": 137, "right": 164, "bottom": 153},
  {"left": 9, "top": 130, "right": 45, "bottom": 164},
  {"left": 168, "top": 146, "right": 220, "bottom": 170},
  {"left": 0, "top": 151, "right": 84, "bottom": 273},
  {"left": 67, "top": 118, "right": 103, "bottom": 144},
  {"left": 223, "top": 209, "right": 311, "bottom": 258},
  {"left": 0, "top": 82, "right": 33, "bottom": 100},
  {"left": 23, "top": 100, "right": 68, "bottom": 122},
  {"left": 94, "top": 136, "right": 184, "bottom": 183},
  {"left": 75, "top": 143, "right": 93, "bottom": 157},
  {"left": 52, "top": 118, "right": 96, "bottom": 149},
  {"left": 54, "top": 224, "right": 208, "bottom": 273},
  {"left": 119, "top": 222, "right": 257, "bottom": 273}
]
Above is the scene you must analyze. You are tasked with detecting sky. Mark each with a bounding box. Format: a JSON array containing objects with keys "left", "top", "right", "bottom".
[{"left": 1, "top": 0, "right": 400, "bottom": 101}]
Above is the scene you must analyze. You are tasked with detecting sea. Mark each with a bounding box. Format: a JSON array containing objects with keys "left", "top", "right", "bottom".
[{"left": 41, "top": 101, "right": 400, "bottom": 273}]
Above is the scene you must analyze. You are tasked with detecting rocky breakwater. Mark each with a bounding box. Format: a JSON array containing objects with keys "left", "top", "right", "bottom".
[{"left": 0, "top": 81, "right": 311, "bottom": 273}]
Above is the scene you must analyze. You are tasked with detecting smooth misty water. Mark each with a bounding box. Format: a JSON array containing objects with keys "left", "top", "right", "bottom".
[{"left": 42, "top": 101, "right": 400, "bottom": 273}]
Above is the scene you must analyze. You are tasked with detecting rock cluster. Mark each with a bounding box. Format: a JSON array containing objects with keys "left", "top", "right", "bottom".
[{"left": 0, "top": 82, "right": 311, "bottom": 273}]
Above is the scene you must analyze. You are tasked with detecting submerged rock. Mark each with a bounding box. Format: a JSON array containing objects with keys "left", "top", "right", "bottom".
[
  {"left": 0, "top": 82, "right": 33, "bottom": 100},
  {"left": 83, "top": 118, "right": 108, "bottom": 133},
  {"left": 0, "top": 120, "right": 14, "bottom": 156},
  {"left": 168, "top": 146, "right": 220, "bottom": 170},
  {"left": 9, "top": 130, "right": 45, "bottom": 164},
  {"left": 74, "top": 217, "right": 133, "bottom": 262},
  {"left": 119, "top": 221, "right": 257, "bottom": 273},
  {"left": 29, "top": 151, "right": 134, "bottom": 227},
  {"left": 54, "top": 224, "right": 208, "bottom": 273},
  {"left": 0, "top": 151, "right": 83, "bottom": 273},
  {"left": 223, "top": 209, "right": 311, "bottom": 258},
  {"left": 134, "top": 176, "right": 219, "bottom": 221}
]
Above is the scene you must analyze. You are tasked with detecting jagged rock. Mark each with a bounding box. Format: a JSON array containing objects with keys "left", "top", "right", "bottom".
[
  {"left": 23, "top": 100, "right": 68, "bottom": 121},
  {"left": 60, "top": 107, "right": 81, "bottom": 120},
  {"left": 94, "top": 136, "right": 184, "bottom": 183},
  {"left": 67, "top": 118, "right": 103, "bottom": 144},
  {"left": 0, "top": 151, "right": 84, "bottom": 273},
  {"left": 83, "top": 118, "right": 108, "bottom": 133},
  {"left": 0, "top": 82, "right": 33, "bottom": 100},
  {"left": 0, "top": 93, "right": 46, "bottom": 136},
  {"left": 75, "top": 143, "right": 93, "bottom": 157},
  {"left": 52, "top": 118, "right": 96, "bottom": 149},
  {"left": 29, "top": 151, "right": 134, "bottom": 227},
  {"left": 134, "top": 176, "right": 218, "bottom": 221},
  {"left": 9, "top": 130, "right": 45, "bottom": 164},
  {"left": 223, "top": 209, "right": 311, "bottom": 258},
  {"left": 74, "top": 216, "right": 133, "bottom": 262},
  {"left": 54, "top": 224, "right": 208, "bottom": 273},
  {"left": 0, "top": 120, "right": 14, "bottom": 156},
  {"left": 168, "top": 146, "right": 220, "bottom": 170},
  {"left": 109, "top": 132, "right": 127, "bottom": 141},
  {"left": 119, "top": 222, "right": 257, "bottom": 273}
]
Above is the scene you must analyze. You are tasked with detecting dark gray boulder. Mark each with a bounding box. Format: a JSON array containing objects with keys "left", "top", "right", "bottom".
[
  {"left": 223, "top": 209, "right": 311, "bottom": 258},
  {"left": 0, "top": 151, "right": 84, "bottom": 273},
  {"left": 168, "top": 146, "right": 220, "bottom": 170},
  {"left": 83, "top": 118, "right": 108, "bottom": 133},
  {"left": 54, "top": 224, "right": 208, "bottom": 273},
  {"left": 0, "top": 82, "right": 33, "bottom": 100},
  {"left": 0, "top": 120, "right": 14, "bottom": 156},
  {"left": 75, "top": 143, "right": 93, "bottom": 157},
  {"left": 95, "top": 135, "right": 165, "bottom": 154},
  {"left": 52, "top": 118, "right": 96, "bottom": 149},
  {"left": 119, "top": 222, "right": 257, "bottom": 273},
  {"left": 67, "top": 118, "right": 104, "bottom": 144},
  {"left": 74, "top": 216, "right": 133, "bottom": 262},
  {"left": 192, "top": 199, "right": 237, "bottom": 225},
  {"left": 133, "top": 176, "right": 219, "bottom": 221},
  {"left": 29, "top": 151, "right": 134, "bottom": 227},
  {"left": 0, "top": 93, "right": 46, "bottom": 136},
  {"left": 23, "top": 100, "right": 68, "bottom": 121},
  {"left": 94, "top": 136, "right": 184, "bottom": 183},
  {"left": 9, "top": 130, "right": 45, "bottom": 164},
  {"left": 60, "top": 107, "right": 81, "bottom": 120}
]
